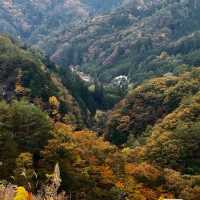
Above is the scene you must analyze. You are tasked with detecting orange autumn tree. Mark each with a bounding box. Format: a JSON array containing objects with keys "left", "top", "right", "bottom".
[
  {"left": 41, "top": 122, "right": 173, "bottom": 200},
  {"left": 42, "top": 122, "right": 121, "bottom": 199}
]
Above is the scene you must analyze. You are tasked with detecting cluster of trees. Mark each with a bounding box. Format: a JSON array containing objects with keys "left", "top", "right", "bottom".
[
  {"left": 38, "top": 0, "right": 200, "bottom": 84},
  {"left": 1, "top": 9, "right": 200, "bottom": 198},
  {"left": 106, "top": 69, "right": 200, "bottom": 145},
  {"left": 0, "top": 34, "right": 128, "bottom": 128},
  {"left": 101, "top": 68, "right": 200, "bottom": 199},
  {"left": 0, "top": 100, "right": 52, "bottom": 180},
  {"left": 1, "top": 99, "right": 200, "bottom": 200},
  {"left": 0, "top": 35, "right": 123, "bottom": 130},
  {"left": 143, "top": 92, "right": 200, "bottom": 174}
]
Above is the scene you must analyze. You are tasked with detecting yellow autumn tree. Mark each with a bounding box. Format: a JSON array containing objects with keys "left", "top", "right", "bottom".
[
  {"left": 14, "top": 187, "right": 28, "bottom": 200},
  {"left": 49, "top": 96, "right": 60, "bottom": 120},
  {"left": 49, "top": 96, "right": 60, "bottom": 109}
]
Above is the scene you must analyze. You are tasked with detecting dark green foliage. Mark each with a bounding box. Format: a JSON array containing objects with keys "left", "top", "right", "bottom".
[
  {"left": 0, "top": 36, "right": 59, "bottom": 101},
  {"left": 0, "top": 131, "right": 18, "bottom": 180},
  {"left": 58, "top": 67, "right": 122, "bottom": 118},
  {"left": 0, "top": 100, "right": 52, "bottom": 152},
  {"left": 0, "top": 35, "right": 97, "bottom": 127},
  {"left": 0, "top": 100, "right": 52, "bottom": 182},
  {"left": 59, "top": 67, "right": 97, "bottom": 115}
]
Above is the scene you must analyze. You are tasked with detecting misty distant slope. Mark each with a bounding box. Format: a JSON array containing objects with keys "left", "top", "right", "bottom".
[
  {"left": 40, "top": 0, "right": 200, "bottom": 83},
  {"left": 0, "top": 0, "right": 123, "bottom": 42}
]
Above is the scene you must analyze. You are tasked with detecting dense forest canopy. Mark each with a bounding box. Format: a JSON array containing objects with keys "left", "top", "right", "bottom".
[{"left": 1, "top": 0, "right": 200, "bottom": 200}]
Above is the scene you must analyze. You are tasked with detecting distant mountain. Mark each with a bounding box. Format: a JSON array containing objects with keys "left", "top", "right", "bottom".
[
  {"left": 0, "top": 0, "right": 123, "bottom": 43},
  {"left": 81, "top": 0, "right": 124, "bottom": 13},
  {"left": 40, "top": 0, "right": 200, "bottom": 83}
]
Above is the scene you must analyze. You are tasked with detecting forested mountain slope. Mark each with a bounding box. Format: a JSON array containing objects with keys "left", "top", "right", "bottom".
[
  {"left": 1, "top": 69, "right": 200, "bottom": 200},
  {"left": 0, "top": 0, "right": 123, "bottom": 43},
  {"left": 1, "top": 1, "right": 200, "bottom": 200},
  {"left": 143, "top": 90, "right": 200, "bottom": 174},
  {"left": 106, "top": 69, "right": 200, "bottom": 144},
  {"left": 41, "top": 0, "right": 200, "bottom": 83},
  {"left": 0, "top": 35, "right": 88, "bottom": 127}
]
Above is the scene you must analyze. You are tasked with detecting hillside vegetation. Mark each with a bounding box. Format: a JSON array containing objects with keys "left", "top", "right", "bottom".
[
  {"left": 0, "top": 0, "right": 123, "bottom": 43},
  {"left": 1, "top": 1, "right": 200, "bottom": 200},
  {"left": 41, "top": 0, "right": 200, "bottom": 84},
  {"left": 0, "top": 35, "right": 88, "bottom": 127},
  {"left": 1, "top": 38, "right": 200, "bottom": 199},
  {"left": 1, "top": 98, "right": 200, "bottom": 200},
  {"left": 106, "top": 69, "right": 200, "bottom": 144}
]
